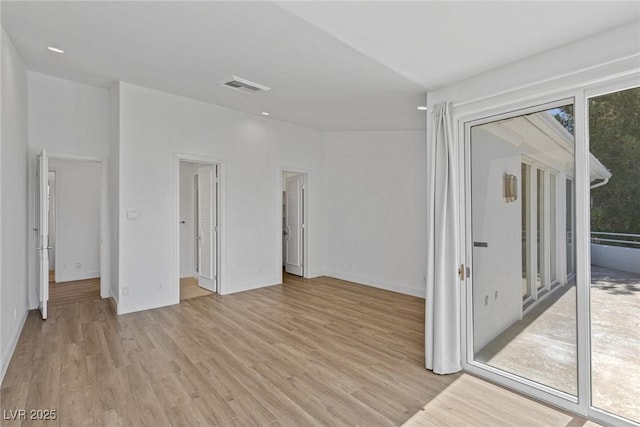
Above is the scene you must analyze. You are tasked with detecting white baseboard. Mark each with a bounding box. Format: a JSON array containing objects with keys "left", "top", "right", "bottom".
[
  {"left": 54, "top": 271, "right": 100, "bottom": 283},
  {"left": 323, "top": 270, "right": 426, "bottom": 298},
  {"left": 222, "top": 277, "right": 281, "bottom": 295},
  {"left": 117, "top": 298, "right": 177, "bottom": 315},
  {"left": 1, "top": 308, "right": 29, "bottom": 385},
  {"left": 109, "top": 287, "right": 119, "bottom": 306},
  {"left": 304, "top": 269, "right": 325, "bottom": 279}
]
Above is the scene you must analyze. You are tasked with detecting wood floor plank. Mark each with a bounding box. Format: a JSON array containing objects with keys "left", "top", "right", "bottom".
[
  {"left": 48, "top": 277, "right": 100, "bottom": 307},
  {"left": 1, "top": 274, "right": 591, "bottom": 426}
]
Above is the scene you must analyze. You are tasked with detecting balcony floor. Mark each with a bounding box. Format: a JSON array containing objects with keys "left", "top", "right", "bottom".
[{"left": 475, "top": 266, "right": 640, "bottom": 423}]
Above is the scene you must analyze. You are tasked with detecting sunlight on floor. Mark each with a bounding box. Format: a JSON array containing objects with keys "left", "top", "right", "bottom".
[{"left": 402, "top": 374, "right": 583, "bottom": 427}]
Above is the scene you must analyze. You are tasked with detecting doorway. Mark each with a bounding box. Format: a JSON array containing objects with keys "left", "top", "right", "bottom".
[
  {"left": 35, "top": 151, "right": 109, "bottom": 319},
  {"left": 282, "top": 171, "right": 307, "bottom": 278},
  {"left": 177, "top": 159, "right": 220, "bottom": 301},
  {"left": 48, "top": 158, "right": 102, "bottom": 306}
]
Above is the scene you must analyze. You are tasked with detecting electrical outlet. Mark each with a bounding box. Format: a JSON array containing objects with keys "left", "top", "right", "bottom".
[
  {"left": 484, "top": 295, "right": 489, "bottom": 306},
  {"left": 122, "top": 287, "right": 129, "bottom": 296},
  {"left": 76, "top": 262, "right": 81, "bottom": 269},
  {"left": 494, "top": 290, "right": 499, "bottom": 300}
]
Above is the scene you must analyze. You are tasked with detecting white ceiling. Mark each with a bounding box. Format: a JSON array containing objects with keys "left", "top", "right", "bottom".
[
  {"left": 277, "top": 1, "right": 640, "bottom": 89},
  {"left": 2, "top": 1, "right": 639, "bottom": 131}
]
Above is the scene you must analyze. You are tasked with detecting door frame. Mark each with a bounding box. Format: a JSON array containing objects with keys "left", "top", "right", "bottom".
[
  {"left": 173, "top": 153, "right": 225, "bottom": 301},
  {"left": 279, "top": 168, "right": 309, "bottom": 281},
  {"left": 459, "top": 96, "right": 583, "bottom": 415},
  {"left": 454, "top": 67, "right": 640, "bottom": 427},
  {"left": 46, "top": 153, "right": 110, "bottom": 299}
]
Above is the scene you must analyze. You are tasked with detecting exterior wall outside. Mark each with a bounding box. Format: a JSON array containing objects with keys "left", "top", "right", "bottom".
[
  {"left": 470, "top": 127, "right": 522, "bottom": 352},
  {"left": 591, "top": 243, "right": 640, "bottom": 275}
]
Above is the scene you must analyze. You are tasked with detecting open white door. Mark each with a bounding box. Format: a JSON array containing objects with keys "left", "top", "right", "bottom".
[
  {"left": 285, "top": 175, "right": 304, "bottom": 276},
  {"left": 37, "top": 149, "right": 50, "bottom": 319},
  {"left": 197, "top": 165, "right": 217, "bottom": 292}
]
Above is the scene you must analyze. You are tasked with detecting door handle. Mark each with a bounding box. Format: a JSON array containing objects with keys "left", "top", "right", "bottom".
[
  {"left": 458, "top": 264, "right": 465, "bottom": 281},
  {"left": 36, "top": 246, "right": 53, "bottom": 251}
]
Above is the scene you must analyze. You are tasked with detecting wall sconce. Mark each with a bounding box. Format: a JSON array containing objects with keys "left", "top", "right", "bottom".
[{"left": 503, "top": 174, "right": 518, "bottom": 202}]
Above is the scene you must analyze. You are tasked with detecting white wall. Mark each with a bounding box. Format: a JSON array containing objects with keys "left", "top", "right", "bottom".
[
  {"left": 323, "top": 130, "right": 427, "bottom": 297},
  {"left": 1, "top": 28, "right": 29, "bottom": 383},
  {"left": 27, "top": 72, "right": 110, "bottom": 307},
  {"left": 179, "top": 161, "right": 199, "bottom": 278},
  {"left": 49, "top": 159, "right": 101, "bottom": 282},
  {"left": 117, "top": 83, "right": 325, "bottom": 313},
  {"left": 28, "top": 72, "right": 110, "bottom": 156},
  {"left": 470, "top": 127, "right": 522, "bottom": 352}
]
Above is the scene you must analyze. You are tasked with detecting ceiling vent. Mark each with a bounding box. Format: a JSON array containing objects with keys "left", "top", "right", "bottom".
[{"left": 222, "top": 76, "right": 271, "bottom": 94}]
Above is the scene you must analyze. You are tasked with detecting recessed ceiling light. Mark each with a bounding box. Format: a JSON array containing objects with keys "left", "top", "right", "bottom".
[
  {"left": 261, "top": 112, "right": 270, "bottom": 116},
  {"left": 47, "top": 46, "right": 65, "bottom": 54},
  {"left": 417, "top": 106, "right": 428, "bottom": 111}
]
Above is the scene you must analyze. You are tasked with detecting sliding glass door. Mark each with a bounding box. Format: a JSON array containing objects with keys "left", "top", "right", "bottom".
[
  {"left": 469, "top": 102, "right": 578, "bottom": 397},
  {"left": 464, "top": 83, "right": 640, "bottom": 426},
  {"left": 588, "top": 86, "right": 640, "bottom": 425}
]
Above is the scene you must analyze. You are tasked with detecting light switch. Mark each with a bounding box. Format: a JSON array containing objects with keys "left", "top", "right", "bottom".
[{"left": 126, "top": 210, "right": 141, "bottom": 220}]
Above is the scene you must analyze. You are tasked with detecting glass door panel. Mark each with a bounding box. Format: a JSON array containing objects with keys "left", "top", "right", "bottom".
[
  {"left": 589, "top": 86, "right": 640, "bottom": 423},
  {"left": 471, "top": 103, "right": 577, "bottom": 396}
]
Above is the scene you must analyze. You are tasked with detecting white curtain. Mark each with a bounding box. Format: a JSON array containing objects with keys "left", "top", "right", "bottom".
[{"left": 425, "top": 101, "right": 461, "bottom": 374}]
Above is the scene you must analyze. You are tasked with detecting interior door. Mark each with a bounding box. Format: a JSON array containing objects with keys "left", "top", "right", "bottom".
[
  {"left": 37, "top": 149, "right": 50, "bottom": 319},
  {"left": 285, "top": 175, "right": 304, "bottom": 276},
  {"left": 197, "top": 165, "right": 217, "bottom": 292}
]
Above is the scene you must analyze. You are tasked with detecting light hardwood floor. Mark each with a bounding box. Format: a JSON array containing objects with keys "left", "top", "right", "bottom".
[
  {"left": 48, "top": 277, "right": 101, "bottom": 307},
  {"left": 180, "top": 276, "right": 214, "bottom": 301},
  {"left": 1, "top": 275, "right": 590, "bottom": 426}
]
